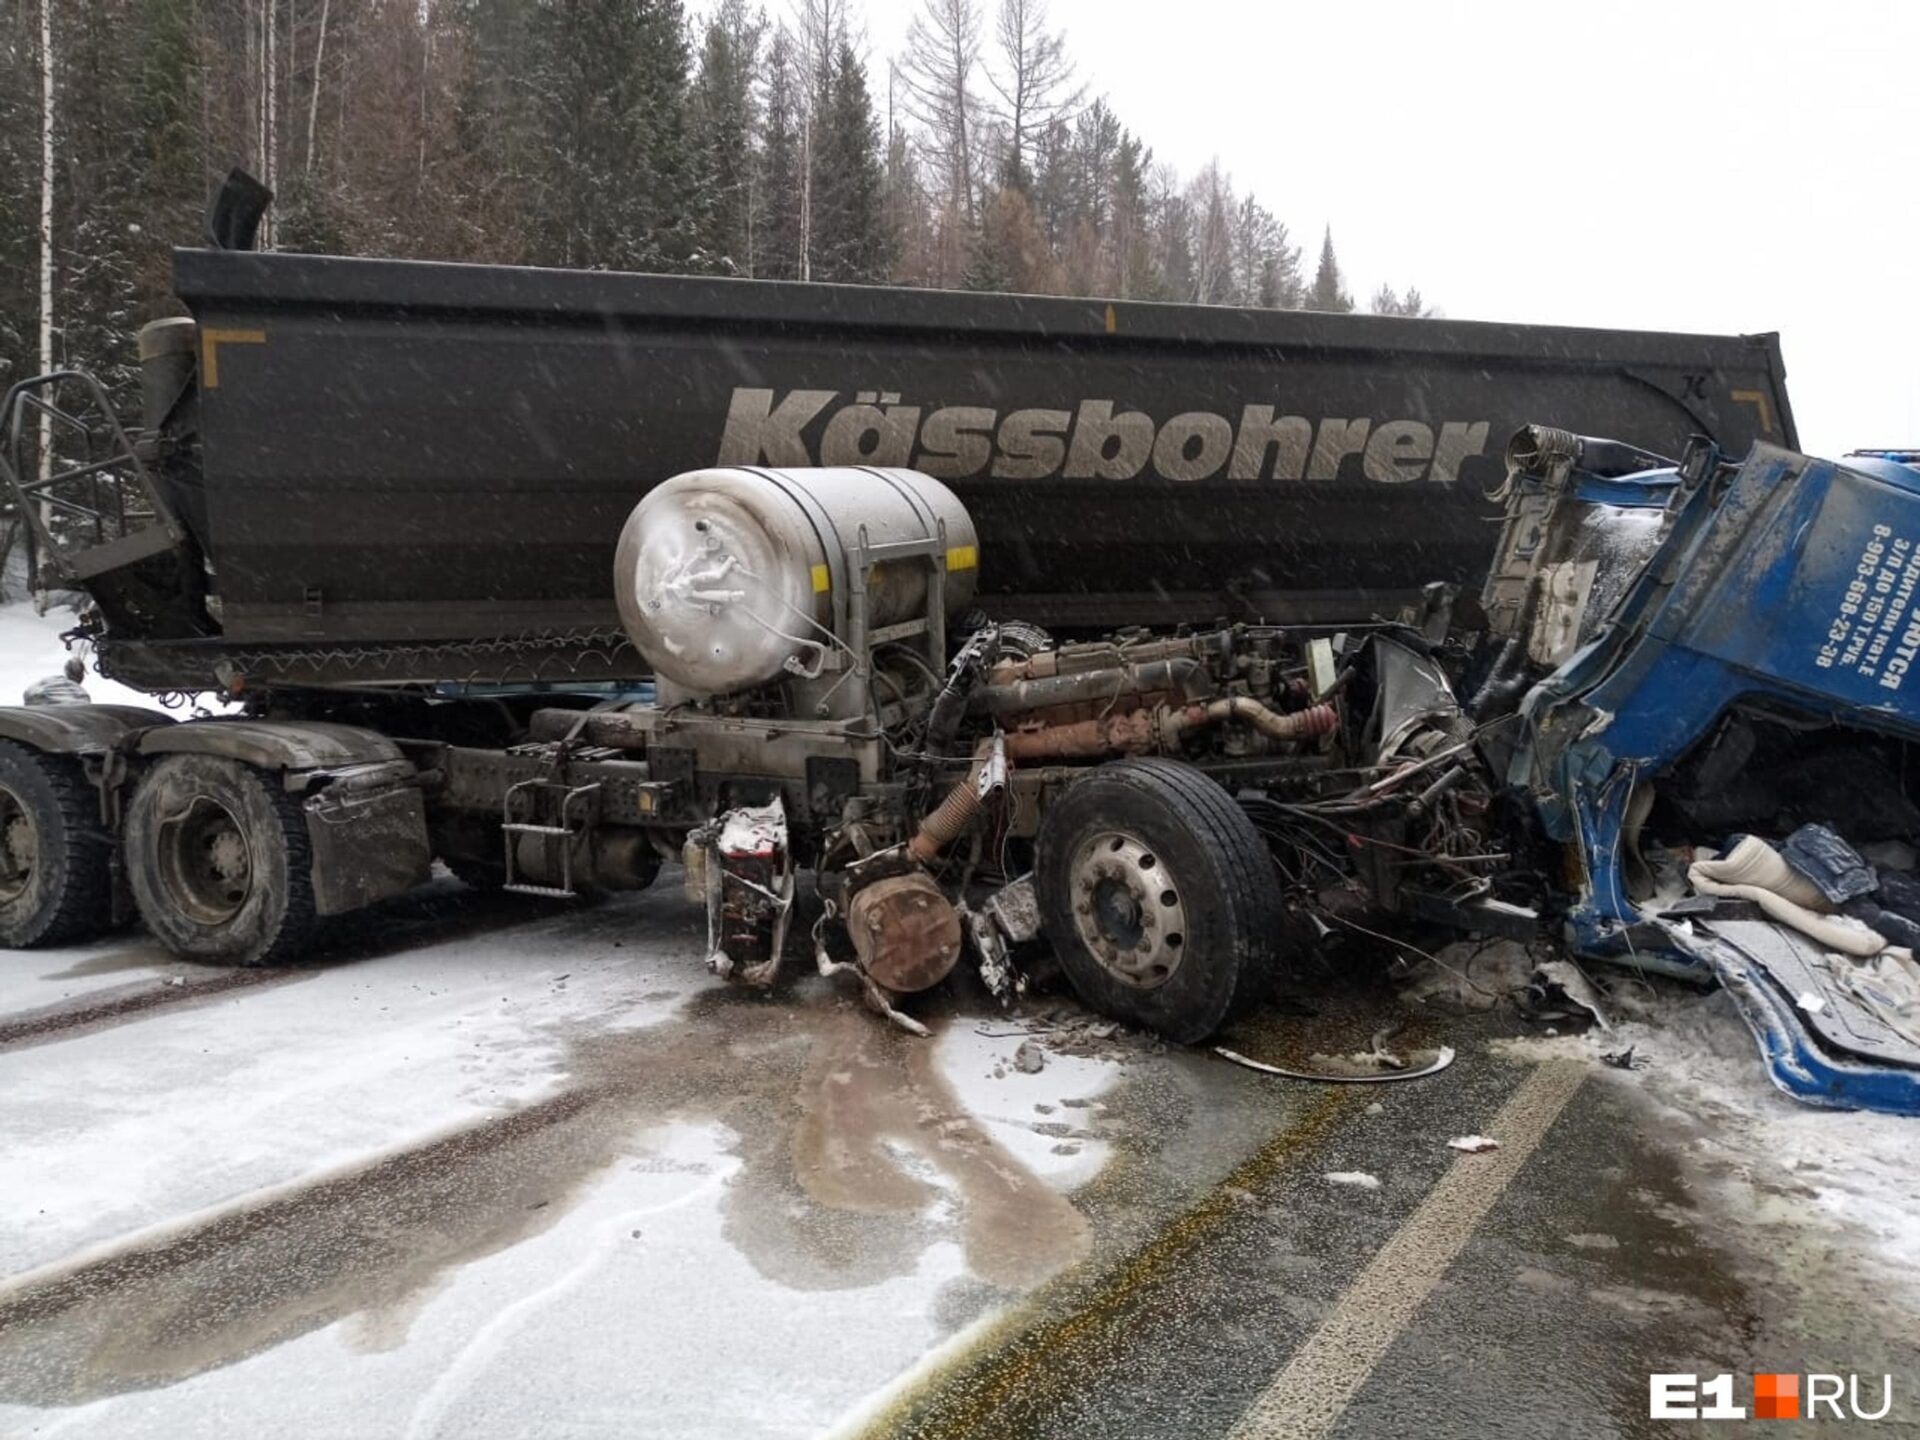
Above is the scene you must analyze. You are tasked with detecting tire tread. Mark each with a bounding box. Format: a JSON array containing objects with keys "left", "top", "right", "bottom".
[{"left": 0, "top": 739, "right": 113, "bottom": 947}]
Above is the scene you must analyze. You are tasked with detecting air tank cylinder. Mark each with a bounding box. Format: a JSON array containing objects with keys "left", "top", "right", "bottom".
[
  {"left": 137, "top": 317, "right": 199, "bottom": 433},
  {"left": 613, "top": 466, "right": 978, "bottom": 696}
]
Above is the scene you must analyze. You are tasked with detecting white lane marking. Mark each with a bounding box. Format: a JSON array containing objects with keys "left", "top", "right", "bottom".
[{"left": 1229, "top": 1060, "right": 1588, "bottom": 1440}]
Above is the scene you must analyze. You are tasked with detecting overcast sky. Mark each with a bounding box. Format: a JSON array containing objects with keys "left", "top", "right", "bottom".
[{"left": 815, "top": 0, "right": 1919, "bottom": 455}]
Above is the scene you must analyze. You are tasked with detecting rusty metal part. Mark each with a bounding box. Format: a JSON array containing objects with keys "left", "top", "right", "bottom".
[
  {"left": 999, "top": 696, "right": 1337, "bottom": 763},
  {"left": 985, "top": 630, "right": 1232, "bottom": 685},
  {"left": 1004, "top": 707, "right": 1157, "bottom": 761},
  {"left": 1004, "top": 690, "right": 1176, "bottom": 729},
  {"left": 848, "top": 871, "right": 963, "bottom": 992},
  {"left": 973, "top": 657, "right": 1207, "bottom": 719},
  {"left": 813, "top": 913, "right": 929, "bottom": 1037},
  {"left": 1164, "top": 697, "right": 1338, "bottom": 745}
]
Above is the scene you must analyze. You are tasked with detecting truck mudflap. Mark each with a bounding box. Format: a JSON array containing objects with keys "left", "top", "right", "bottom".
[
  {"left": 304, "top": 774, "right": 431, "bottom": 917},
  {"left": 1689, "top": 917, "right": 1920, "bottom": 1116}
]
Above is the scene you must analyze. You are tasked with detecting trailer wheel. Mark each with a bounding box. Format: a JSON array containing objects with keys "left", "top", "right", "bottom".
[
  {"left": 1036, "top": 758, "right": 1282, "bottom": 1044},
  {"left": 0, "top": 740, "right": 114, "bottom": 948},
  {"left": 125, "top": 754, "right": 317, "bottom": 966}
]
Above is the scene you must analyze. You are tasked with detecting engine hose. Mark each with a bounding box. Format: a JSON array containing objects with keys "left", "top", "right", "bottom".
[
  {"left": 926, "top": 627, "right": 997, "bottom": 753},
  {"left": 909, "top": 742, "right": 992, "bottom": 861},
  {"left": 1169, "top": 697, "right": 1338, "bottom": 743}
]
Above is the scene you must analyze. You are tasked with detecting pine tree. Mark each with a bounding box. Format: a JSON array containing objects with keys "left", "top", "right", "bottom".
[
  {"left": 690, "top": 2, "right": 764, "bottom": 275},
  {"left": 1309, "top": 226, "right": 1352, "bottom": 312},
  {"left": 444, "top": 0, "right": 544, "bottom": 263},
  {"left": 1109, "top": 127, "right": 1153, "bottom": 299},
  {"left": 131, "top": 0, "right": 201, "bottom": 269},
  {"left": 812, "top": 41, "right": 894, "bottom": 284},
  {"left": 757, "top": 26, "right": 804, "bottom": 279},
  {"left": 524, "top": 0, "right": 700, "bottom": 272},
  {"left": 53, "top": 0, "right": 145, "bottom": 398}
]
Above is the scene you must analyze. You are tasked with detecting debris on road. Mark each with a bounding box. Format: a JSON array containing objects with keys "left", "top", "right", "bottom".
[
  {"left": 1323, "top": 1171, "right": 1382, "bottom": 1190},
  {"left": 1214, "top": 1044, "right": 1456, "bottom": 1085},
  {"left": 1447, "top": 1135, "right": 1501, "bottom": 1154},
  {"left": 1530, "top": 961, "right": 1612, "bottom": 1031},
  {"left": 1013, "top": 1040, "right": 1047, "bottom": 1074}
]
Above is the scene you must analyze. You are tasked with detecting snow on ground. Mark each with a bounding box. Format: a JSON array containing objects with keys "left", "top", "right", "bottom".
[
  {"left": 935, "top": 1024, "right": 1116, "bottom": 1190},
  {"left": 1497, "top": 986, "right": 1920, "bottom": 1316},
  {"left": 0, "top": 887, "right": 1124, "bottom": 1440},
  {"left": 0, "top": 907, "right": 675, "bottom": 1279}
]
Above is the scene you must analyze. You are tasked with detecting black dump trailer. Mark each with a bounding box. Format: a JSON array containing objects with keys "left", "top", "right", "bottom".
[{"left": 79, "top": 246, "right": 1792, "bottom": 691}]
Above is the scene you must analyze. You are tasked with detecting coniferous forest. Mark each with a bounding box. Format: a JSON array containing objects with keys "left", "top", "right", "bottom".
[{"left": 0, "top": 0, "right": 1434, "bottom": 406}]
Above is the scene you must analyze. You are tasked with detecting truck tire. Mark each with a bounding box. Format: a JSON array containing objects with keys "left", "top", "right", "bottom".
[
  {"left": 124, "top": 753, "right": 317, "bottom": 966},
  {"left": 0, "top": 739, "right": 114, "bottom": 948},
  {"left": 1036, "top": 757, "right": 1282, "bottom": 1044}
]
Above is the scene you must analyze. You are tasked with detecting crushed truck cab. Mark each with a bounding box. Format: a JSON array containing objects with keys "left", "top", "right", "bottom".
[{"left": 1489, "top": 430, "right": 1920, "bottom": 1110}]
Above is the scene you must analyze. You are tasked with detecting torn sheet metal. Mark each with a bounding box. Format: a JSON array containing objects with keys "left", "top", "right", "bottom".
[{"left": 1694, "top": 918, "right": 1920, "bottom": 1116}]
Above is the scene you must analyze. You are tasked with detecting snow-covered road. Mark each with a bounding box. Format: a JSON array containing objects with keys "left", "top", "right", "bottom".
[{"left": 0, "top": 887, "right": 1123, "bottom": 1439}]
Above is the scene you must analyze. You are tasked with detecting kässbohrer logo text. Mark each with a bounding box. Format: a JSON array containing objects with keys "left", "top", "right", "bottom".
[{"left": 717, "top": 388, "right": 1492, "bottom": 485}]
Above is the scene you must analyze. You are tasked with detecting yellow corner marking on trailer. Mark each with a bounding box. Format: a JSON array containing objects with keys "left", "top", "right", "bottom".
[
  {"left": 200, "top": 328, "right": 266, "bottom": 389},
  {"left": 811, "top": 564, "right": 832, "bottom": 594},
  {"left": 946, "top": 545, "right": 978, "bottom": 572},
  {"left": 1104, "top": 303, "right": 1117, "bottom": 335},
  {"left": 1730, "top": 388, "right": 1775, "bottom": 437}
]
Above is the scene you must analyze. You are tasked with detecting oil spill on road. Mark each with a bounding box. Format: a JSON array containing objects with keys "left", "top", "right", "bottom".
[
  {"left": 786, "top": 1004, "right": 1091, "bottom": 1291},
  {"left": 0, "top": 980, "right": 1092, "bottom": 1405}
]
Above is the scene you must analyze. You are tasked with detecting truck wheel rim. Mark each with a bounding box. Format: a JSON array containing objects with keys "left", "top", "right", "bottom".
[
  {"left": 156, "top": 796, "right": 253, "bottom": 925},
  {"left": 1068, "top": 830, "right": 1187, "bottom": 990},
  {"left": 0, "top": 786, "right": 37, "bottom": 905}
]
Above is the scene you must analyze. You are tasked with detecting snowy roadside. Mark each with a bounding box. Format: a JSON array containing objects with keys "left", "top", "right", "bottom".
[
  {"left": 1496, "top": 986, "right": 1920, "bottom": 1319},
  {"left": 0, "top": 597, "right": 206, "bottom": 712}
]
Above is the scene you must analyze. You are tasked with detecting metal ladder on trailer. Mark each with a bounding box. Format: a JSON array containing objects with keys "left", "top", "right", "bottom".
[{"left": 0, "top": 370, "right": 187, "bottom": 590}]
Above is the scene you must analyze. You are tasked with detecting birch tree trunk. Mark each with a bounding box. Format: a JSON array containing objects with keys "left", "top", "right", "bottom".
[
  {"left": 34, "top": 0, "right": 54, "bottom": 605},
  {"left": 305, "top": 0, "right": 330, "bottom": 176},
  {"left": 263, "top": 0, "right": 277, "bottom": 247}
]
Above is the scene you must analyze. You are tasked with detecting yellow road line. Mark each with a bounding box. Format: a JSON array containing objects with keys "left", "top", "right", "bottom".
[
  {"left": 847, "top": 1086, "right": 1358, "bottom": 1440},
  {"left": 1230, "top": 1060, "right": 1588, "bottom": 1440}
]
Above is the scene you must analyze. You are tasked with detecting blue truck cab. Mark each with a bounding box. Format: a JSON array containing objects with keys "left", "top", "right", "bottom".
[{"left": 1488, "top": 429, "right": 1920, "bottom": 1109}]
